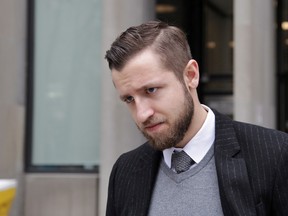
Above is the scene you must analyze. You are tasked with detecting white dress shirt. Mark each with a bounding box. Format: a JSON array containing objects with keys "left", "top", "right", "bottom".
[{"left": 163, "top": 105, "right": 215, "bottom": 168}]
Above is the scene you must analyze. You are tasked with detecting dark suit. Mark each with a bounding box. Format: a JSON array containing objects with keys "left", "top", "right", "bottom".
[{"left": 106, "top": 111, "right": 288, "bottom": 216}]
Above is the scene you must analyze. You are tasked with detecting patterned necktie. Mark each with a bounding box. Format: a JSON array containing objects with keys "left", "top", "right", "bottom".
[{"left": 171, "top": 150, "right": 195, "bottom": 174}]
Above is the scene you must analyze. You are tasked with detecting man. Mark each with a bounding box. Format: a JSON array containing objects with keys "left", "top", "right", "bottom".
[{"left": 104, "top": 21, "right": 288, "bottom": 216}]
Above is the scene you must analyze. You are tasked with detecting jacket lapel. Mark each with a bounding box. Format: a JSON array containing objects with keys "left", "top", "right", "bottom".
[
  {"left": 214, "top": 111, "right": 257, "bottom": 216},
  {"left": 128, "top": 144, "right": 162, "bottom": 216}
]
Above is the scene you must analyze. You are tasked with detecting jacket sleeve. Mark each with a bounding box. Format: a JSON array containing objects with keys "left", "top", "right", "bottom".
[
  {"left": 106, "top": 161, "right": 118, "bottom": 216},
  {"left": 272, "top": 136, "right": 288, "bottom": 215}
]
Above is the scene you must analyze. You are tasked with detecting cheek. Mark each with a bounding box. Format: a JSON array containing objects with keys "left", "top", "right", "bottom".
[
  {"left": 165, "top": 90, "right": 186, "bottom": 110},
  {"left": 154, "top": 100, "right": 180, "bottom": 119},
  {"left": 129, "top": 107, "right": 140, "bottom": 123}
]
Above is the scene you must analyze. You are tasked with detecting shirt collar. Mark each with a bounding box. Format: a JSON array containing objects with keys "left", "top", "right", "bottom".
[{"left": 163, "top": 105, "right": 215, "bottom": 168}]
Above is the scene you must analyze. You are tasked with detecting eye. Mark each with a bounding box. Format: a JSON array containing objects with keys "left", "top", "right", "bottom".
[
  {"left": 124, "top": 96, "right": 134, "bottom": 104},
  {"left": 146, "top": 87, "right": 158, "bottom": 94}
]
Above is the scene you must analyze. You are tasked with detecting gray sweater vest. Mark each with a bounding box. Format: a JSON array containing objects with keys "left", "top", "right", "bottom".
[{"left": 148, "top": 145, "right": 224, "bottom": 216}]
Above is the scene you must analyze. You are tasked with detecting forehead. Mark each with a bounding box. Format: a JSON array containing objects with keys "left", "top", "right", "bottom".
[{"left": 112, "top": 49, "right": 176, "bottom": 91}]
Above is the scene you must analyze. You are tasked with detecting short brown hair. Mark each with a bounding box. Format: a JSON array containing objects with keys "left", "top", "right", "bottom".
[{"left": 105, "top": 20, "right": 192, "bottom": 82}]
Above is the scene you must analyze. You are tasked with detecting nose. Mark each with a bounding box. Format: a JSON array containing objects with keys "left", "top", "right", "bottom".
[{"left": 135, "top": 99, "right": 154, "bottom": 124}]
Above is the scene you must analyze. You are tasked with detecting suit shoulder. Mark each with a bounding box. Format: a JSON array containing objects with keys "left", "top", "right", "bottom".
[
  {"left": 214, "top": 109, "right": 288, "bottom": 152},
  {"left": 232, "top": 120, "right": 288, "bottom": 143},
  {"left": 230, "top": 120, "right": 288, "bottom": 157},
  {"left": 112, "top": 142, "right": 159, "bottom": 170}
]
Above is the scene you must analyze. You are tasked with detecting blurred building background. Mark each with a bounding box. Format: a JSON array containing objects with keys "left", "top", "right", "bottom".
[{"left": 0, "top": 0, "right": 287, "bottom": 215}]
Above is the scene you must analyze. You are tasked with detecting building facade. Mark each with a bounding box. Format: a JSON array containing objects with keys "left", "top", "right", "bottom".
[{"left": 0, "top": 0, "right": 286, "bottom": 215}]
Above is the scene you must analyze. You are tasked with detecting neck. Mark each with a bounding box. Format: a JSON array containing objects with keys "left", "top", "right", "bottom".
[{"left": 175, "top": 103, "right": 208, "bottom": 148}]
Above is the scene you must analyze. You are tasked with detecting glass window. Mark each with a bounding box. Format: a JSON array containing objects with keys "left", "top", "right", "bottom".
[
  {"left": 202, "top": 0, "right": 233, "bottom": 117},
  {"left": 26, "top": 0, "right": 102, "bottom": 172},
  {"left": 277, "top": 0, "right": 288, "bottom": 132}
]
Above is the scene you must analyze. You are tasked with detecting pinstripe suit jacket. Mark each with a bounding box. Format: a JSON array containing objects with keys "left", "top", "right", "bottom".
[{"left": 106, "top": 111, "right": 288, "bottom": 216}]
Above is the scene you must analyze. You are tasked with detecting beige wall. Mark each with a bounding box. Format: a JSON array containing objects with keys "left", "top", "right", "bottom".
[
  {"left": 234, "top": 0, "right": 276, "bottom": 128},
  {"left": 0, "top": 0, "right": 26, "bottom": 177},
  {"left": 0, "top": 0, "right": 26, "bottom": 215},
  {"left": 24, "top": 174, "right": 98, "bottom": 216}
]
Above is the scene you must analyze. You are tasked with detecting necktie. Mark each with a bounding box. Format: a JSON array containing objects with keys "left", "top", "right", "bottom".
[{"left": 171, "top": 150, "right": 195, "bottom": 174}]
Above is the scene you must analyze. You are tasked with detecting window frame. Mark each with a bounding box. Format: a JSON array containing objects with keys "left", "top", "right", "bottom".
[{"left": 25, "top": 0, "right": 99, "bottom": 173}]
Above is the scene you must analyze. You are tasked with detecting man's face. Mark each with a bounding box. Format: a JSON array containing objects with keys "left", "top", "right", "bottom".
[{"left": 112, "top": 49, "right": 194, "bottom": 151}]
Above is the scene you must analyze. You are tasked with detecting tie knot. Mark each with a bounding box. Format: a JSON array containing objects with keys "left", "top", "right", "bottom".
[{"left": 171, "top": 150, "right": 195, "bottom": 174}]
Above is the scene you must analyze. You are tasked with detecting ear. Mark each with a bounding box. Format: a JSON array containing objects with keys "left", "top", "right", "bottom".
[{"left": 183, "top": 59, "right": 200, "bottom": 90}]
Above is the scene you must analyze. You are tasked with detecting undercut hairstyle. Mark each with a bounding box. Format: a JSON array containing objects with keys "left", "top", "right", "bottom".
[{"left": 105, "top": 20, "right": 192, "bottom": 82}]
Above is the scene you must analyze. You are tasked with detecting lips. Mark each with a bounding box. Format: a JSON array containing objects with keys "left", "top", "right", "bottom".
[{"left": 144, "top": 122, "right": 163, "bottom": 132}]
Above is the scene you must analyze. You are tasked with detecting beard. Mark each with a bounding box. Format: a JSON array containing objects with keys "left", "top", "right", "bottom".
[{"left": 137, "top": 88, "right": 194, "bottom": 151}]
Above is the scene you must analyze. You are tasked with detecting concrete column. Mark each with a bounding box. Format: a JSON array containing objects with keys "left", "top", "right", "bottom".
[
  {"left": 0, "top": 0, "right": 26, "bottom": 215},
  {"left": 234, "top": 0, "right": 276, "bottom": 128},
  {"left": 99, "top": 1, "right": 155, "bottom": 215}
]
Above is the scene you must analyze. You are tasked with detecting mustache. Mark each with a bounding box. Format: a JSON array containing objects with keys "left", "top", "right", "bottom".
[{"left": 141, "top": 117, "right": 165, "bottom": 128}]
